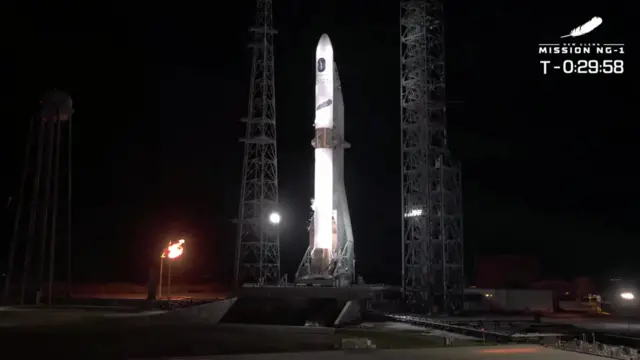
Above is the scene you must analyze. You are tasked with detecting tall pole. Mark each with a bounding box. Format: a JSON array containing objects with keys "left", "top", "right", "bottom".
[
  {"left": 158, "top": 257, "right": 164, "bottom": 298},
  {"left": 168, "top": 260, "right": 172, "bottom": 300},
  {"left": 3, "top": 117, "right": 35, "bottom": 302},
  {"left": 47, "top": 113, "right": 63, "bottom": 305},
  {"left": 235, "top": 0, "right": 280, "bottom": 286},
  {"left": 37, "top": 111, "right": 57, "bottom": 300},
  {"left": 66, "top": 110, "right": 73, "bottom": 299},
  {"left": 20, "top": 116, "right": 47, "bottom": 304}
]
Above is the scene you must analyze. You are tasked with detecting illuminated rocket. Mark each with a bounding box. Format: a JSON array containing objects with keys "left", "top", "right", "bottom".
[
  {"left": 311, "top": 34, "right": 335, "bottom": 272},
  {"left": 302, "top": 33, "right": 355, "bottom": 284}
]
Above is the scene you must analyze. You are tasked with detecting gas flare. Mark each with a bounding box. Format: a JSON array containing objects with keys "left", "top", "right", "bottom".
[{"left": 162, "top": 239, "right": 185, "bottom": 259}]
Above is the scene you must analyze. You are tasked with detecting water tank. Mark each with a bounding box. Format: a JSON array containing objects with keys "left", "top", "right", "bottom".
[{"left": 40, "top": 89, "right": 74, "bottom": 121}]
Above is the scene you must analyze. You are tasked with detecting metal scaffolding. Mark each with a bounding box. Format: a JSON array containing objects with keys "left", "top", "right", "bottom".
[
  {"left": 400, "top": 0, "right": 464, "bottom": 313},
  {"left": 234, "top": 0, "right": 281, "bottom": 286}
]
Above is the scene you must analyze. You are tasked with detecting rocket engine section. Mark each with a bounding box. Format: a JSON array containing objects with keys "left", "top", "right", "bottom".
[{"left": 308, "top": 200, "right": 338, "bottom": 276}]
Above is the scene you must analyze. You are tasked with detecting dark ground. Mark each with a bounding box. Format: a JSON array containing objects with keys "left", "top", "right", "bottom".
[
  {"left": 0, "top": 319, "right": 450, "bottom": 359},
  {"left": 1, "top": 323, "right": 327, "bottom": 358}
]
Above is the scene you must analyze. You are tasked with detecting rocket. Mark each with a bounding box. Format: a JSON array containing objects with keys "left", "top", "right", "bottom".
[
  {"left": 299, "top": 33, "right": 354, "bottom": 284},
  {"left": 311, "top": 34, "right": 334, "bottom": 274}
]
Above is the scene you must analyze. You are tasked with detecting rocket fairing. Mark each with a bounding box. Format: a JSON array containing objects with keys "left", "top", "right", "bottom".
[{"left": 312, "top": 34, "right": 335, "bottom": 271}]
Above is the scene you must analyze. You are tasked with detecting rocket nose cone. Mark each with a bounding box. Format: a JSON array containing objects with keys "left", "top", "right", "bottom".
[
  {"left": 319, "top": 33, "right": 331, "bottom": 46},
  {"left": 316, "top": 33, "right": 333, "bottom": 57}
]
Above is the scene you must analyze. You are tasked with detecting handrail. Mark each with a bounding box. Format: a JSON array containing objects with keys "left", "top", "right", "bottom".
[{"left": 378, "top": 312, "right": 514, "bottom": 342}]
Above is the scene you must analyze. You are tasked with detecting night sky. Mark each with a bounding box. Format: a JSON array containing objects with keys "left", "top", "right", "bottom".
[{"left": 2, "top": 0, "right": 631, "bottom": 287}]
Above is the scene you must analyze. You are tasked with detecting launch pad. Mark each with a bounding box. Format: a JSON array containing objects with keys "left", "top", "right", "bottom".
[
  {"left": 238, "top": 284, "right": 389, "bottom": 300},
  {"left": 231, "top": 42, "right": 371, "bottom": 321},
  {"left": 222, "top": 284, "right": 386, "bottom": 326},
  {"left": 295, "top": 34, "right": 356, "bottom": 288},
  {"left": 232, "top": 29, "right": 376, "bottom": 326}
]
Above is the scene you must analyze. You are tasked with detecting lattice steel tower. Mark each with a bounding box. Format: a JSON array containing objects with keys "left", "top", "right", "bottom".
[
  {"left": 234, "top": 0, "right": 280, "bottom": 286},
  {"left": 400, "top": 0, "right": 464, "bottom": 313}
]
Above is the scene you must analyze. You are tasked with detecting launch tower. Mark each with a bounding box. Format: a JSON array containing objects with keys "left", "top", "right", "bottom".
[
  {"left": 234, "top": 0, "right": 281, "bottom": 286},
  {"left": 296, "top": 34, "right": 355, "bottom": 287},
  {"left": 400, "top": 0, "right": 464, "bottom": 312}
]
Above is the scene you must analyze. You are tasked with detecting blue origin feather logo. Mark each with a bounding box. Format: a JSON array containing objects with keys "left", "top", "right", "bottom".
[
  {"left": 317, "top": 58, "right": 326, "bottom": 72},
  {"left": 561, "top": 17, "right": 603, "bottom": 38},
  {"left": 316, "top": 99, "right": 332, "bottom": 110}
]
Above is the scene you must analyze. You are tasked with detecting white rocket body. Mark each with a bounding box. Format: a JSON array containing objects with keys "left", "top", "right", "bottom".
[
  {"left": 297, "top": 33, "right": 354, "bottom": 284},
  {"left": 312, "top": 34, "right": 334, "bottom": 271}
]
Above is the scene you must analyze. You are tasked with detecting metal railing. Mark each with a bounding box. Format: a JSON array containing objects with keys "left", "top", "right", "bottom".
[
  {"left": 375, "top": 310, "right": 640, "bottom": 359},
  {"left": 381, "top": 312, "right": 515, "bottom": 342},
  {"left": 550, "top": 334, "right": 640, "bottom": 359}
]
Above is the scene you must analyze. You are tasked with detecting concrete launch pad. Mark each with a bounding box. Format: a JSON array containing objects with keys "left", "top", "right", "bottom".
[
  {"left": 238, "top": 284, "right": 384, "bottom": 300},
  {"left": 0, "top": 298, "right": 237, "bottom": 327},
  {"left": 222, "top": 285, "right": 387, "bottom": 327},
  {"left": 1, "top": 286, "right": 387, "bottom": 329},
  {"left": 165, "top": 345, "right": 597, "bottom": 360}
]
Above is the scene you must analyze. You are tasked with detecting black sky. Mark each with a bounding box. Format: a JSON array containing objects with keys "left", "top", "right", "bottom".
[{"left": 2, "top": 0, "right": 632, "bottom": 286}]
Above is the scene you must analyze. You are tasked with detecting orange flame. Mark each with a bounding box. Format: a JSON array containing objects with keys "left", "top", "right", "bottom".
[{"left": 162, "top": 239, "right": 185, "bottom": 259}]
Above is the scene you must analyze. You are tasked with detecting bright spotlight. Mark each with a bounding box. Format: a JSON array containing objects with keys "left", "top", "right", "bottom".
[
  {"left": 404, "top": 208, "right": 423, "bottom": 218},
  {"left": 620, "top": 292, "right": 635, "bottom": 300},
  {"left": 269, "top": 212, "right": 281, "bottom": 224}
]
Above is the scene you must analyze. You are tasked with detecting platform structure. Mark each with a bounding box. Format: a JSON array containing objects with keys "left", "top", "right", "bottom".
[
  {"left": 222, "top": 284, "right": 387, "bottom": 326},
  {"left": 295, "top": 63, "right": 355, "bottom": 288}
]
